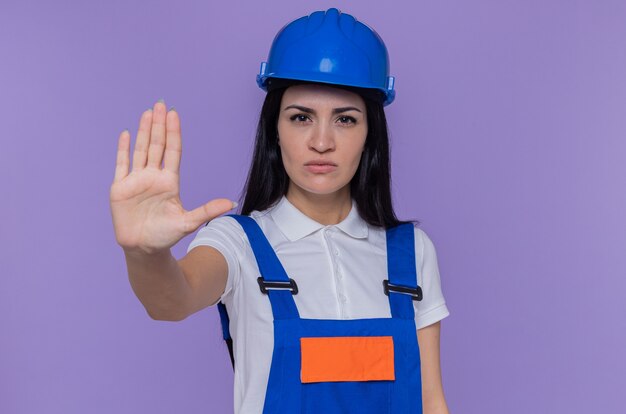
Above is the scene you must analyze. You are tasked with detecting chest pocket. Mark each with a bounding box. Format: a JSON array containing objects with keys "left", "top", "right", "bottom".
[
  {"left": 300, "top": 336, "right": 395, "bottom": 414},
  {"left": 301, "top": 336, "right": 395, "bottom": 382}
]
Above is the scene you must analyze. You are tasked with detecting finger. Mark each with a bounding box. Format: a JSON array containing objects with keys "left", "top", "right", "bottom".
[
  {"left": 164, "top": 108, "right": 182, "bottom": 174},
  {"left": 132, "top": 109, "right": 153, "bottom": 172},
  {"left": 114, "top": 129, "right": 130, "bottom": 182},
  {"left": 184, "top": 199, "right": 238, "bottom": 233},
  {"left": 147, "top": 100, "right": 167, "bottom": 168}
]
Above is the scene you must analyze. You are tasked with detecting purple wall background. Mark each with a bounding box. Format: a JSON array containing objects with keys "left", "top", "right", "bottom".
[{"left": 2, "top": 1, "right": 625, "bottom": 412}]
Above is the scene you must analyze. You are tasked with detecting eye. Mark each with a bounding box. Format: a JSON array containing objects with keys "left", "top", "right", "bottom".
[
  {"left": 289, "top": 114, "right": 311, "bottom": 123},
  {"left": 337, "top": 116, "right": 357, "bottom": 125}
]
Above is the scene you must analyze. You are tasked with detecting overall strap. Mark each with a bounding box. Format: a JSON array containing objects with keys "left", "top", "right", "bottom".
[
  {"left": 385, "top": 223, "right": 422, "bottom": 319},
  {"left": 216, "top": 301, "right": 235, "bottom": 369},
  {"left": 227, "top": 214, "right": 300, "bottom": 320}
]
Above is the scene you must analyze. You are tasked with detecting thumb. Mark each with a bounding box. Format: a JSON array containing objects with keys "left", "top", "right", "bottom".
[{"left": 184, "top": 198, "right": 238, "bottom": 232}]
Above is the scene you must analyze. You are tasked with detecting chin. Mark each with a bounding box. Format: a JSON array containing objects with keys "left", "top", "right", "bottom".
[{"left": 291, "top": 179, "right": 350, "bottom": 197}]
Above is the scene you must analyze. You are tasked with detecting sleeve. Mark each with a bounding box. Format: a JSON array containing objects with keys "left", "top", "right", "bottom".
[
  {"left": 186, "top": 216, "right": 245, "bottom": 304},
  {"left": 413, "top": 227, "right": 450, "bottom": 329}
]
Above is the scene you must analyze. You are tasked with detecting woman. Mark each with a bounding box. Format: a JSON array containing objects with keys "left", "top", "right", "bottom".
[{"left": 110, "top": 8, "right": 450, "bottom": 414}]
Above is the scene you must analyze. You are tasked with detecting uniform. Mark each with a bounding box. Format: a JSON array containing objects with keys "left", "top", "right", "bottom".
[{"left": 187, "top": 196, "right": 450, "bottom": 413}]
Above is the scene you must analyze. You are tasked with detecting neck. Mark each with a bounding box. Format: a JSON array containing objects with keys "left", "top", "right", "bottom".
[{"left": 286, "top": 185, "right": 352, "bottom": 225}]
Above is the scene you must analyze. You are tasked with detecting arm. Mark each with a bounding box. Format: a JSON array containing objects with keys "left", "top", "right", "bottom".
[
  {"left": 124, "top": 245, "right": 228, "bottom": 321},
  {"left": 111, "top": 100, "right": 234, "bottom": 321},
  {"left": 418, "top": 321, "right": 450, "bottom": 414},
  {"left": 124, "top": 248, "right": 191, "bottom": 321}
]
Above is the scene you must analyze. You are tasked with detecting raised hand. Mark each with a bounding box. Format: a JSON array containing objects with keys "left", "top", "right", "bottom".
[{"left": 110, "top": 100, "right": 235, "bottom": 255}]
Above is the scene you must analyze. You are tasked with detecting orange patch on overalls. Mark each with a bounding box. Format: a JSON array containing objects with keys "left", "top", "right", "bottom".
[{"left": 300, "top": 336, "right": 395, "bottom": 383}]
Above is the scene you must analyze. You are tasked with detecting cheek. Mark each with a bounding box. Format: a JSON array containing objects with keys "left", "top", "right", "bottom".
[
  {"left": 277, "top": 123, "right": 297, "bottom": 155},
  {"left": 349, "top": 133, "right": 367, "bottom": 164},
  {"left": 278, "top": 139, "right": 305, "bottom": 172},
  {"left": 278, "top": 136, "right": 296, "bottom": 157}
]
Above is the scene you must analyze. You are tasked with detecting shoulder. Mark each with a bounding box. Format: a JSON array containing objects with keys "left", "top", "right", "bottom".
[
  {"left": 188, "top": 215, "right": 250, "bottom": 255},
  {"left": 413, "top": 225, "right": 435, "bottom": 252},
  {"left": 384, "top": 223, "right": 436, "bottom": 252},
  {"left": 198, "top": 210, "right": 274, "bottom": 245},
  {"left": 369, "top": 222, "right": 434, "bottom": 244},
  {"left": 201, "top": 215, "right": 245, "bottom": 238},
  {"left": 410, "top": 225, "right": 439, "bottom": 270}
]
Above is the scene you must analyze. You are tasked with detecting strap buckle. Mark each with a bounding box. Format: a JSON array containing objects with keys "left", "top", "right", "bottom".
[
  {"left": 257, "top": 277, "right": 299, "bottom": 295},
  {"left": 383, "top": 280, "right": 423, "bottom": 301}
]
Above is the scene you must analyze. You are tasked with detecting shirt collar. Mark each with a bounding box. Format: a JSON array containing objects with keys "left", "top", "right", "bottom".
[{"left": 269, "top": 196, "right": 369, "bottom": 241}]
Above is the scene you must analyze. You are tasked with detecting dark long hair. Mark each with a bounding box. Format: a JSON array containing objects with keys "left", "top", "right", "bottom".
[{"left": 239, "top": 81, "right": 412, "bottom": 229}]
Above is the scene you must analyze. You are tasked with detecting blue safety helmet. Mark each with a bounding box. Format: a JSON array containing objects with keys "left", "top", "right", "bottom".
[{"left": 257, "top": 8, "right": 396, "bottom": 106}]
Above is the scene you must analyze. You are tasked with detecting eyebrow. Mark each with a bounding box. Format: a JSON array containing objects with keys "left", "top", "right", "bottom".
[{"left": 283, "top": 105, "right": 362, "bottom": 114}]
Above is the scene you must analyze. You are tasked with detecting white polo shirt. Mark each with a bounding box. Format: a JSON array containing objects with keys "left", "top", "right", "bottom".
[{"left": 186, "top": 195, "right": 450, "bottom": 414}]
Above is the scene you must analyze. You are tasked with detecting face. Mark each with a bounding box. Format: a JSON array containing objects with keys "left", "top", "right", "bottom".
[{"left": 277, "top": 84, "right": 368, "bottom": 199}]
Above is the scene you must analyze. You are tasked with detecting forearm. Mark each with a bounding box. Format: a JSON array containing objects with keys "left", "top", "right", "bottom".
[
  {"left": 123, "top": 248, "right": 193, "bottom": 321},
  {"left": 424, "top": 397, "right": 450, "bottom": 414},
  {"left": 423, "top": 374, "right": 449, "bottom": 414},
  {"left": 419, "top": 321, "right": 450, "bottom": 414}
]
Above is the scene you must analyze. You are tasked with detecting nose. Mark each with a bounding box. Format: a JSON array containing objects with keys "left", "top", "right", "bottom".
[{"left": 308, "top": 124, "right": 335, "bottom": 153}]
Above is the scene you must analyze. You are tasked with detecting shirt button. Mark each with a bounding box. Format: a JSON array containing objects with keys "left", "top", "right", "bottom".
[
  {"left": 336, "top": 271, "right": 343, "bottom": 280},
  {"left": 334, "top": 249, "right": 339, "bottom": 256},
  {"left": 339, "top": 294, "right": 347, "bottom": 303}
]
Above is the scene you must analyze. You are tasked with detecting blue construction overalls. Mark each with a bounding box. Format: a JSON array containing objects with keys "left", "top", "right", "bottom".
[{"left": 217, "top": 215, "right": 424, "bottom": 413}]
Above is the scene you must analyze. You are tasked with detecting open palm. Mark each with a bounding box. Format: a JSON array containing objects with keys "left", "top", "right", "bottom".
[{"left": 110, "top": 100, "right": 234, "bottom": 255}]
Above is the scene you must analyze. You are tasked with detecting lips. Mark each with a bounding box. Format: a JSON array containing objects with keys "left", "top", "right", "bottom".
[
  {"left": 305, "top": 160, "right": 337, "bottom": 167},
  {"left": 304, "top": 160, "right": 337, "bottom": 173}
]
